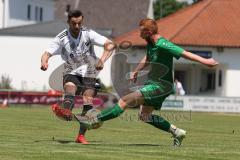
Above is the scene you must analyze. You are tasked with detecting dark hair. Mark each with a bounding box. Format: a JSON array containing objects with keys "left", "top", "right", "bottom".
[{"left": 68, "top": 10, "right": 83, "bottom": 20}]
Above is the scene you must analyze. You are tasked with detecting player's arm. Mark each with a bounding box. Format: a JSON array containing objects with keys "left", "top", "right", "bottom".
[
  {"left": 40, "top": 37, "right": 61, "bottom": 71},
  {"left": 41, "top": 52, "right": 52, "bottom": 71},
  {"left": 133, "top": 55, "right": 149, "bottom": 72},
  {"left": 88, "top": 30, "right": 116, "bottom": 70},
  {"left": 95, "top": 39, "right": 116, "bottom": 70},
  {"left": 130, "top": 55, "right": 149, "bottom": 83},
  {"left": 156, "top": 38, "right": 218, "bottom": 68},
  {"left": 182, "top": 50, "right": 218, "bottom": 68}
]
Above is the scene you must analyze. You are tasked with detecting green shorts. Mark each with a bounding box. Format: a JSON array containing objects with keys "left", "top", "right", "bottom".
[{"left": 139, "top": 83, "right": 171, "bottom": 110}]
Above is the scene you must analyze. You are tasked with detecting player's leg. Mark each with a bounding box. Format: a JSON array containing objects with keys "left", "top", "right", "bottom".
[
  {"left": 139, "top": 105, "right": 186, "bottom": 146},
  {"left": 139, "top": 83, "right": 186, "bottom": 146},
  {"left": 139, "top": 105, "right": 172, "bottom": 132},
  {"left": 139, "top": 83, "right": 173, "bottom": 131},
  {"left": 97, "top": 90, "right": 144, "bottom": 121},
  {"left": 76, "top": 87, "right": 95, "bottom": 144},
  {"left": 75, "top": 90, "right": 145, "bottom": 127},
  {"left": 52, "top": 74, "right": 78, "bottom": 121},
  {"left": 139, "top": 105, "right": 183, "bottom": 136}
]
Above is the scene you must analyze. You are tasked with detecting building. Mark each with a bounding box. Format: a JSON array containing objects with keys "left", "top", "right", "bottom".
[
  {"left": 114, "top": 0, "right": 240, "bottom": 97},
  {"left": 0, "top": 0, "right": 54, "bottom": 28},
  {"left": 0, "top": 0, "right": 153, "bottom": 91},
  {"left": 54, "top": 0, "right": 154, "bottom": 37}
]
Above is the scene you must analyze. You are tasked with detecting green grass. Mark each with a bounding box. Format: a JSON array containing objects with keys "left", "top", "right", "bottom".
[{"left": 0, "top": 106, "right": 240, "bottom": 160}]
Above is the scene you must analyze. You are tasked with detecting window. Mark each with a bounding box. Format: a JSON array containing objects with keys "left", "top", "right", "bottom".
[
  {"left": 27, "top": 4, "right": 31, "bottom": 20},
  {"left": 66, "top": 4, "right": 71, "bottom": 13},
  {"left": 218, "top": 70, "right": 222, "bottom": 87},
  {"left": 207, "top": 73, "right": 216, "bottom": 90},
  {"left": 39, "top": 7, "right": 43, "bottom": 21},
  {"left": 35, "top": 6, "right": 39, "bottom": 21}
]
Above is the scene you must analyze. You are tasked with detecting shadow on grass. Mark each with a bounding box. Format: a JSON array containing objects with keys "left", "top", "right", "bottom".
[
  {"left": 87, "top": 143, "right": 162, "bottom": 147},
  {"left": 34, "top": 139, "right": 74, "bottom": 144},
  {"left": 34, "top": 139, "right": 162, "bottom": 146},
  {"left": 34, "top": 139, "right": 103, "bottom": 144}
]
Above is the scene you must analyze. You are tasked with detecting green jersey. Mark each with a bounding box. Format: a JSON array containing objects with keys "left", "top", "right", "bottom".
[
  {"left": 146, "top": 37, "right": 184, "bottom": 86},
  {"left": 139, "top": 37, "right": 184, "bottom": 109}
]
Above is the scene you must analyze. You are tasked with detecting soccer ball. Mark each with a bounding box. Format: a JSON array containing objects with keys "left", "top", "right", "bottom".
[{"left": 85, "top": 108, "right": 103, "bottom": 129}]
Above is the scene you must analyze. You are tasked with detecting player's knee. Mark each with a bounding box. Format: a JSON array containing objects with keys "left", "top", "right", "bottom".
[
  {"left": 64, "top": 82, "right": 77, "bottom": 93},
  {"left": 118, "top": 99, "right": 128, "bottom": 109},
  {"left": 120, "top": 96, "right": 138, "bottom": 107},
  {"left": 83, "top": 95, "right": 94, "bottom": 104}
]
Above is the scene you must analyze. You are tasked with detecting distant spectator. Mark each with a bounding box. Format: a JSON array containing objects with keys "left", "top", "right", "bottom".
[{"left": 174, "top": 79, "right": 185, "bottom": 95}]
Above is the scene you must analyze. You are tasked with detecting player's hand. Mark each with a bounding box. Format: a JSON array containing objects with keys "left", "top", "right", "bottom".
[
  {"left": 205, "top": 58, "right": 219, "bottom": 68},
  {"left": 130, "top": 71, "right": 138, "bottom": 83},
  {"left": 95, "top": 60, "right": 104, "bottom": 70},
  {"left": 41, "top": 62, "right": 48, "bottom": 71}
]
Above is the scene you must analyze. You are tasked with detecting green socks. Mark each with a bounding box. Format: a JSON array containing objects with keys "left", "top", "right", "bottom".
[
  {"left": 96, "top": 104, "right": 171, "bottom": 133},
  {"left": 97, "top": 104, "right": 124, "bottom": 121},
  {"left": 146, "top": 115, "right": 171, "bottom": 132}
]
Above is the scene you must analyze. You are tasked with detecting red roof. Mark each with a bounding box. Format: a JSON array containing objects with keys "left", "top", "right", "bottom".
[{"left": 115, "top": 0, "right": 240, "bottom": 48}]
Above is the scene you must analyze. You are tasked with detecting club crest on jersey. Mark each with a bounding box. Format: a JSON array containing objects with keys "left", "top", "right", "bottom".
[
  {"left": 85, "top": 40, "right": 90, "bottom": 46},
  {"left": 69, "top": 53, "right": 74, "bottom": 59}
]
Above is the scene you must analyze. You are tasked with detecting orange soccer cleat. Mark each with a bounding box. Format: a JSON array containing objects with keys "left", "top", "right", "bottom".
[
  {"left": 51, "top": 103, "right": 73, "bottom": 121},
  {"left": 75, "top": 134, "right": 89, "bottom": 144}
]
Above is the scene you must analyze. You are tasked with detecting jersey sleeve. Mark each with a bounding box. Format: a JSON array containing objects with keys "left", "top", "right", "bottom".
[
  {"left": 45, "top": 37, "right": 62, "bottom": 56},
  {"left": 89, "top": 30, "right": 108, "bottom": 46},
  {"left": 157, "top": 38, "right": 184, "bottom": 59}
]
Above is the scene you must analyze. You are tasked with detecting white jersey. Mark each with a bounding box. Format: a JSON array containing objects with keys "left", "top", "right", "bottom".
[{"left": 46, "top": 26, "right": 108, "bottom": 78}]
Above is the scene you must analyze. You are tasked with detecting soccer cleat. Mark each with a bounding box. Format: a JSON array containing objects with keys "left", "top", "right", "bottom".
[
  {"left": 74, "top": 114, "right": 100, "bottom": 130},
  {"left": 51, "top": 103, "right": 73, "bottom": 121},
  {"left": 75, "top": 134, "right": 89, "bottom": 144},
  {"left": 172, "top": 128, "right": 186, "bottom": 147}
]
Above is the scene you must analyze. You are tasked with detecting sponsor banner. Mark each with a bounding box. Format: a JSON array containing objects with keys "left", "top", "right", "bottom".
[
  {"left": 0, "top": 91, "right": 60, "bottom": 105},
  {"left": 1, "top": 91, "right": 240, "bottom": 113},
  {"left": 0, "top": 91, "right": 111, "bottom": 106},
  {"left": 163, "top": 95, "right": 240, "bottom": 113},
  {"left": 162, "top": 100, "right": 184, "bottom": 108}
]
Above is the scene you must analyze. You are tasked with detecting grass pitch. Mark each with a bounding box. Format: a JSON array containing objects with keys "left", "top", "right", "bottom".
[{"left": 0, "top": 106, "right": 240, "bottom": 160}]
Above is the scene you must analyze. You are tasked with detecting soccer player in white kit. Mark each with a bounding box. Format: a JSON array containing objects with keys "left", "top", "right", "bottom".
[{"left": 40, "top": 10, "right": 115, "bottom": 144}]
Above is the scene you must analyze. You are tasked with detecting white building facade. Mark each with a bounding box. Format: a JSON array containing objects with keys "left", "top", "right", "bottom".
[
  {"left": 174, "top": 46, "right": 240, "bottom": 97},
  {"left": 118, "top": 46, "right": 240, "bottom": 97},
  {"left": 0, "top": 0, "right": 54, "bottom": 28}
]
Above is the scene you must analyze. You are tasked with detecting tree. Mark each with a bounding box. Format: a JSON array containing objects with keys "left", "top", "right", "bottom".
[
  {"left": 154, "top": 0, "right": 188, "bottom": 20},
  {"left": 0, "top": 74, "right": 13, "bottom": 89}
]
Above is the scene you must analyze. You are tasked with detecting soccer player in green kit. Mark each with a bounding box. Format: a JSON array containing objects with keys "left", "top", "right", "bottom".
[{"left": 76, "top": 18, "right": 219, "bottom": 146}]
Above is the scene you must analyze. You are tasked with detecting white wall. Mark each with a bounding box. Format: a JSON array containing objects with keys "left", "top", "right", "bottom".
[
  {"left": 0, "top": 36, "right": 61, "bottom": 91},
  {"left": 0, "top": 35, "right": 112, "bottom": 91},
  {"left": 0, "top": 0, "right": 3, "bottom": 28},
  {"left": 147, "top": 0, "right": 154, "bottom": 19},
  {"left": 4, "top": 0, "right": 54, "bottom": 28},
  {"left": 218, "top": 48, "right": 240, "bottom": 97},
  {"left": 179, "top": 46, "right": 240, "bottom": 97}
]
